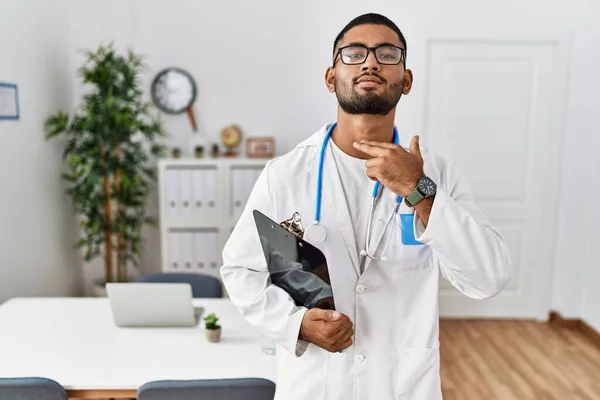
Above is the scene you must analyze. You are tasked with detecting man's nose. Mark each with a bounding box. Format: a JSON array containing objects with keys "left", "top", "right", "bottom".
[{"left": 361, "top": 50, "right": 380, "bottom": 72}]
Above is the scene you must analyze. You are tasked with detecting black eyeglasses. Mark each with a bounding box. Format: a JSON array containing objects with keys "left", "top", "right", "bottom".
[{"left": 333, "top": 44, "right": 405, "bottom": 66}]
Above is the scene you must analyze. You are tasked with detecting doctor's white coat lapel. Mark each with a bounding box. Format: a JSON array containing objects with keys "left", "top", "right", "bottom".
[{"left": 305, "top": 129, "right": 361, "bottom": 278}]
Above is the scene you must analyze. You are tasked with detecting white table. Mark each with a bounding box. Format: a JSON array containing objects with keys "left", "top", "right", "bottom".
[{"left": 0, "top": 297, "right": 277, "bottom": 398}]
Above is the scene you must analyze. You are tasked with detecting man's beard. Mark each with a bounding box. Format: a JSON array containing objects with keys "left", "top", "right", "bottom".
[{"left": 335, "top": 76, "right": 404, "bottom": 115}]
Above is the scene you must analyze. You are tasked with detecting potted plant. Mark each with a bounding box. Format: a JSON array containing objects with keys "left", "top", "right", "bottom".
[
  {"left": 44, "top": 42, "right": 167, "bottom": 296},
  {"left": 204, "top": 313, "right": 221, "bottom": 342}
]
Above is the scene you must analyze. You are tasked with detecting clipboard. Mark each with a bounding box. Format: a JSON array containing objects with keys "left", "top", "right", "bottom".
[{"left": 252, "top": 210, "right": 335, "bottom": 310}]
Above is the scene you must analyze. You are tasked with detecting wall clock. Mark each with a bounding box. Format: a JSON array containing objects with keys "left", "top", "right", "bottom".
[{"left": 151, "top": 67, "right": 198, "bottom": 131}]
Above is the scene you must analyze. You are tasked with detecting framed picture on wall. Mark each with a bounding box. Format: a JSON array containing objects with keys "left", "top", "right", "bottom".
[
  {"left": 246, "top": 137, "right": 275, "bottom": 158},
  {"left": 0, "top": 82, "right": 19, "bottom": 120}
]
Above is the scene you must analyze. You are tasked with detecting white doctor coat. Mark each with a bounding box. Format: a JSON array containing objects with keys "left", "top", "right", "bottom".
[{"left": 220, "top": 124, "right": 512, "bottom": 400}]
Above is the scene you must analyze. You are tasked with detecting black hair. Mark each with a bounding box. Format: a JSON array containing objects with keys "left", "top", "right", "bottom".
[{"left": 332, "top": 13, "right": 407, "bottom": 64}]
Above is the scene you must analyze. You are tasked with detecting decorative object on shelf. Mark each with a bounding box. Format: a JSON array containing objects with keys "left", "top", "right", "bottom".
[
  {"left": 220, "top": 124, "right": 243, "bottom": 157},
  {"left": 194, "top": 145, "right": 204, "bottom": 158},
  {"left": 44, "top": 42, "right": 167, "bottom": 296},
  {"left": 246, "top": 137, "right": 275, "bottom": 158},
  {"left": 0, "top": 82, "right": 19, "bottom": 120},
  {"left": 172, "top": 147, "right": 181, "bottom": 158},
  {"left": 211, "top": 143, "right": 220, "bottom": 158},
  {"left": 151, "top": 67, "right": 198, "bottom": 132},
  {"left": 204, "top": 312, "right": 221, "bottom": 343}
]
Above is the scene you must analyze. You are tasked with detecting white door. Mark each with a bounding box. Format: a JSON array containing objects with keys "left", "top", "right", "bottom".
[
  {"left": 427, "top": 38, "right": 568, "bottom": 319},
  {"left": 396, "top": 4, "right": 572, "bottom": 319}
]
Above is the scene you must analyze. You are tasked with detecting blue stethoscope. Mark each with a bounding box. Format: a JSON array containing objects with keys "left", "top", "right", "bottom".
[{"left": 303, "top": 122, "right": 402, "bottom": 262}]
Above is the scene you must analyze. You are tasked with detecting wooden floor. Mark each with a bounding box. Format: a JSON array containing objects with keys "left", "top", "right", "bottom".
[{"left": 440, "top": 320, "right": 600, "bottom": 400}]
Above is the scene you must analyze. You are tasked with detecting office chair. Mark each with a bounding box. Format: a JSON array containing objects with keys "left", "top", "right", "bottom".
[
  {"left": 135, "top": 273, "right": 223, "bottom": 298},
  {"left": 0, "top": 377, "right": 67, "bottom": 400},
  {"left": 137, "top": 378, "right": 276, "bottom": 400}
]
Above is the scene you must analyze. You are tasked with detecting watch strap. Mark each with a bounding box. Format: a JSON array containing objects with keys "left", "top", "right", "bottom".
[{"left": 405, "top": 189, "right": 425, "bottom": 207}]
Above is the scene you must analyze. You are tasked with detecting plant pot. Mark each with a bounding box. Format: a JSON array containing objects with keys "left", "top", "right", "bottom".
[
  {"left": 92, "top": 279, "right": 107, "bottom": 297},
  {"left": 205, "top": 327, "right": 221, "bottom": 343}
]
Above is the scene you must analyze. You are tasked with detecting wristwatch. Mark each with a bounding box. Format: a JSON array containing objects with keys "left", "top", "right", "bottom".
[{"left": 405, "top": 176, "right": 437, "bottom": 207}]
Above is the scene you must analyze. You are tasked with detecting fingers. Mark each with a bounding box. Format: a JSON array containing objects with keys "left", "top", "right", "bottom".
[
  {"left": 365, "top": 157, "right": 383, "bottom": 169},
  {"left": 410, "top": 135, "right": 422, "bottom": 160},
  {"left": 310, "top": 308, "right": 341, "bottom": 322},
  {"left": 352, "top": 142, "right": 389, "bottom": 158},
  {"left": 338, "top": 336, "right": 354, "bottom": 351},
  {"left": 357, "top": 140, "right": 399, "bottom": 150},
  {"left": 365, "top": 167, "right": 380, "bottom": 182},
  {"left": 328, "top": 318, "right": 354, "bottom": 352},
  {"left": 332, "top": 324, "right": 354, "bottom": 343}
]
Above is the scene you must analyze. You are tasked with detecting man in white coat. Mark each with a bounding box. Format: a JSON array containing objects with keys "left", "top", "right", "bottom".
[{"left": 220, "top": 12, "right": 512, "bottom": 400}]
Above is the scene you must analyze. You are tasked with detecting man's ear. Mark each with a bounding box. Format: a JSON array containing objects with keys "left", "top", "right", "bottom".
[
  {"left": 325, "top": 67, "right": 336, "bottom": 93},
  {"left": 402, "top": 69, "right": 413, "bottom": 95}
]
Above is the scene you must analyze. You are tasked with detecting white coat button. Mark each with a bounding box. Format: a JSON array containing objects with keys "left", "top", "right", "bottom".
[
  {"left": 355, "top": 285, "right": 365, "bottom": 294},
  {"left": 355, "top": 353, "right": 365, "bottom": 362}
]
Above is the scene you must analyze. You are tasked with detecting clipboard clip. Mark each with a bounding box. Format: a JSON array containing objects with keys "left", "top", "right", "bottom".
[{"left": 279, "top": 212, "right": 305, "bottom": 239}]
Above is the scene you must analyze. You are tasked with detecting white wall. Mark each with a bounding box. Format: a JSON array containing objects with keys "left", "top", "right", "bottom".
[
  {"left": 2, "top": 0, "right": 598, "bottom": 327},
  {"left": 0, "top": 0, "right": 82, "bottom": 303}
]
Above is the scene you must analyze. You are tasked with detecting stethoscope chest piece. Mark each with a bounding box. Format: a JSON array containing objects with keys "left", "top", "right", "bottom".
[{"left": 303, "top": 222, "right": 327, "bottom": 245}]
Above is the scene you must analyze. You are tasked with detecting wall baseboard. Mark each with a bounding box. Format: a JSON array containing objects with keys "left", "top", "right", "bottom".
[{"left": 549, "top": 311, "right": 600, "bottom": 348}]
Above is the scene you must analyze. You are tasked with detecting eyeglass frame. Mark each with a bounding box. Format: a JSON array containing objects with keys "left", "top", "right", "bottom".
[{"left": 332, "top": 44, "right": 406, "bottom": 67}]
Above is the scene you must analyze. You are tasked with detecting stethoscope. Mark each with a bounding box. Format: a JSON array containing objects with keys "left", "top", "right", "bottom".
[{"left": 303, "top": 122, "right": 402, "bottom": 262}]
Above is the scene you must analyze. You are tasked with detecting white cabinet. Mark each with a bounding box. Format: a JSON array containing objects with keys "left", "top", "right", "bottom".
[{"left": 158, "top": 158, "right": 268, "bottom": 282}]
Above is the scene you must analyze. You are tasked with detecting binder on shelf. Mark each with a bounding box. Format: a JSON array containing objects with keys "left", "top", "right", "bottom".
[
  {"left": 207, "top": 231, "right": 219, "bottom": 270},
  {"left": 179, "top": 169, "right": 193, "bottom": 219},
  {"left": 204, "top": 168, "right": 219, "bottom": 217},
  {"left": 192, "top": 168, "right": 205, "bottom": 221},
  {"left": 179, "top": 231, "right": 194, "bottom": 271},
  {"left": 168, "top": 231, "right": 181, "bottom": 271},
  {"left": 231, "top": 167, "right": 244, "bottom": 219},
  {"left": 165, "top": 168, "right": 180, "bottom": 219},
  {"left": 193, "top": 231, "right": 206, "bottom": 271}
]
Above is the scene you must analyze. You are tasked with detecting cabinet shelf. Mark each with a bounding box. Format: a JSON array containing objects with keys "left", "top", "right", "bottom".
[{"left": 158, "top": 157, "right": 268, "bottom": 281}]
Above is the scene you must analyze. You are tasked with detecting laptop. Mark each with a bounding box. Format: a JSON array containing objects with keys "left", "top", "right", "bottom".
[{"left": 106, "top": 282, "right": 203, "bottom": 327}]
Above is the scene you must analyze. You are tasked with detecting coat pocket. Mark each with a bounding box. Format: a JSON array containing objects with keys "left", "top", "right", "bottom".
[
  {"left": 399, "top": 213, "right": 424, "bottom": 246},
  {"left": 382, "top": 214, "right": 431, "bottom": 271},
  {"left": 393, "top": 343, "right": 441, "bottom": 399}
]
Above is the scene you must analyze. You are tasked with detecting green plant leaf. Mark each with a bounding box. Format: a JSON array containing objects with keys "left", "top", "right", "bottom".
[{"left": 44, "top": 42, "right": 168, "bottom": 282}]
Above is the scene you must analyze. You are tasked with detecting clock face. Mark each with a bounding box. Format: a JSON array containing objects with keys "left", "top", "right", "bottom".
[{"left": 151, "top": 67, "right": 197, "bottom": 114}]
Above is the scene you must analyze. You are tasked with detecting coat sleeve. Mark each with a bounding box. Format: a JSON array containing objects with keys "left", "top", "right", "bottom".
[
  {"left": 413, "top": 159, "right": 512, "bottom": 299},
  {"left": 220, "top": 161, "right": 310, "bottom": 357}
]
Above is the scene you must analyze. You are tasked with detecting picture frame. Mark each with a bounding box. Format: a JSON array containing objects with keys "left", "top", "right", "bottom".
[
  {"left": 246, "top": 137, "right": 275, "bottom": 158},
  {"left": 0, "top": 82, "right": 19, "bottom": 120}
]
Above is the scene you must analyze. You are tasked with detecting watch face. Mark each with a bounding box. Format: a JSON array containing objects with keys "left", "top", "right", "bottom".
[{"left": 418, "top": 177, "right": 437, "bottom": 196}]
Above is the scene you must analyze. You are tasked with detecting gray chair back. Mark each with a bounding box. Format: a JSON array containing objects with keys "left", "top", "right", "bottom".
[
  {"left": 135, "top": 273, "right": 222, "bottom": 298},
  {"left": 0, "top": 377, "right": 67, "bottom": 400},
  {"left": 137, "top": 378, "right": 275, "bottom": 400}
]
